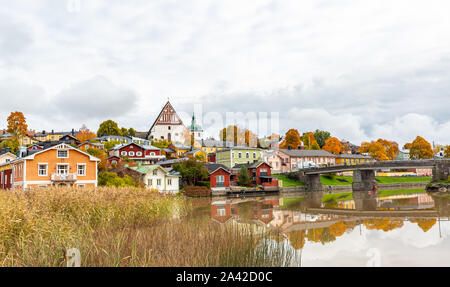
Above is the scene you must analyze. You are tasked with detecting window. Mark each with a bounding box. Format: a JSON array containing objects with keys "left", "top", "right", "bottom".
[
  {"left": 77, "top": 184, "right": 85, "bottom": 189},
  {"left": 38, "top": 164, "right": 48, "bottom": 176},
  {"left": 157, "top": 179, "right": 162, "bottom": 186},
  {"left": 136, "top": 152, "right": 142, "bottom": 156},
  {"left": 217, "top": 208, "right": 226, "bottom": 217},
  {"left": 253, "top": 152, "right": 256, "bottom": 158},
  {"left": 38, "top": 185, "right": 47, "bottom": 188},
  {"left": 148, "top": 179, "right": 153, "bottom": 186},
  {"left": 129, "top": 151, "right": 135, "bottom": 156},
  {"left": 238, "top": 152, "right": 242, "bottom": 158},
  {"left": 57, "top": 164, "right": 69, "bottom": 175},
  {"left": 77, "top": 164, "right": 86, "bottom": 176},
  {"left": 150, "top": 152, "right": 155, "bottom": 156},
  {"left": 246, "top": 152, "right": 249, "bottom": 158},
  {"left": 121, "top": 151, "right": 127, "bottom": 156},
  {"left": 167, "top": 178, "right": 172, "bottom": 186},
  {"left": 86, "top": 145, "right": 89, "bottom": 149},
  {"left": 5, "top": 159, "right": 10, "bottom": 163},
  {"left": 57, "top": 150, "right": 68, "bottom": 158}
]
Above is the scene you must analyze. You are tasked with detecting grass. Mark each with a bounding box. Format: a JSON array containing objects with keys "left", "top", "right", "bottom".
[
  {"left": 279, "top": 197, "right": 305, "bottom": 209},
  {"left": 320, "top": 176, "right": 431, "bottom": 186},
  {"left": 273, "top": 174, "right": 305, "bottom": 187},
  {"left": 320, "top": 188, "right": 426, "bottom": 203},
  {"left": 0, "top": 187, "right": 294, "bottom": 267}
]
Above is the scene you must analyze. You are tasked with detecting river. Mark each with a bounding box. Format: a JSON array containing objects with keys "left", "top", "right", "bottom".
[{"left": 188, "top": 189, "right": 450, "bottom": 266}]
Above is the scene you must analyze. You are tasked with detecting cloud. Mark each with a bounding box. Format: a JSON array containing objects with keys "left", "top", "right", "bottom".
[
  {"left": 371, "top": 114, "right": 450, "bottom": 146},
  {"left": 51, "top": 75, "right": 138, "bottom": 120},
  {"left": 0, "top": 15, "right": 33, "bottom": 65}
]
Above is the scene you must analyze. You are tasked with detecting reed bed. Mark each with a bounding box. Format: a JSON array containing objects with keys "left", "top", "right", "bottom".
[{"left": 0, "top": 187, "right": 293, "bottom": 267}]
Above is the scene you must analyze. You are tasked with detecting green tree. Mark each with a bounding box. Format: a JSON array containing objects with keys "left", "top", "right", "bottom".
[
  {"left": 237, "top": 166, "right": 251, "bottom": 186},
  {"left": 98, "top": 172, "right": 135, "bottom": 187},
  {"left": 151, "top": 139, "right": 171, "bottom": 149},
  {"left": 97, "top": 120, "right": 121, "bottom": 137},
  {"left": 128, "top": 128, "right": 136, "bottom": 137},
  {"left": 120, "top": 127, "right": 129, "bottom": 136},
  {"left": 104, "top": 140, "right": 123, "bottom": 151},
  {"left": 0, "top": 138, "right": 19, "bottom": 154},
  {"left": 314, "top": 129, "right": 331, "bottom": 148},
  {"left": 173, "top": 158, "right": 209, "bottom": 186}
]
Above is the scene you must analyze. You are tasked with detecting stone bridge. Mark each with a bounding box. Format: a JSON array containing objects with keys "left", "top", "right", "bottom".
[{"left": 296, "top": 159, "right": 450, "bottom": 192}]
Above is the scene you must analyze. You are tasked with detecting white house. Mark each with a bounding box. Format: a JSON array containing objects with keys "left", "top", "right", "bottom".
[{"left": 129, "top": 164, "right": 180, "bottom": 194}]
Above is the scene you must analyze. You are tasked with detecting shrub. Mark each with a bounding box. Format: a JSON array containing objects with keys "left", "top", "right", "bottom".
[
  {"left": 182, "top": 186, "right": 211, "bottom": 197},
  {"left": 237, "top": 166, "right": 251, "bottom": 186},
  {"left": 99, "top": 172, "right": 136, "bottom": 187},
  {"left": 196, "top": 181, "right": 211, "bottom": 188}
]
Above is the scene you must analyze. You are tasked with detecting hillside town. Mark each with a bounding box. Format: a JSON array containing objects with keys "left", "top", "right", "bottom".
[{"left": 0, "top": 101, "right": 448, "bottom": 195}]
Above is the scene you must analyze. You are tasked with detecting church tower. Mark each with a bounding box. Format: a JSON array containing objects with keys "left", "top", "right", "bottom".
[
  {"left": 147, "top": 101, "right": 186, "bottom": 144},
  {"left": 190, "top": 112, "right": 203, "bottom": 141}
]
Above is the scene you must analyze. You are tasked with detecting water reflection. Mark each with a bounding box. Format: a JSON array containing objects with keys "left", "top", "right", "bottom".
[{"left": 203, "top": 190, "right": 450, "bottom": 266}]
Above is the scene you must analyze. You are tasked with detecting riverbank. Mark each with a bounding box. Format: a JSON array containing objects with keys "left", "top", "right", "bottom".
[{"left": 0, "top": 187, "right": 293, "bottom": 267}]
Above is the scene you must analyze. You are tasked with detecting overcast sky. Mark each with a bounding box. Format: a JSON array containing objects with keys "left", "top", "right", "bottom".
[{"left": 1, "top": 0, "right": 449, "bottom": 146}]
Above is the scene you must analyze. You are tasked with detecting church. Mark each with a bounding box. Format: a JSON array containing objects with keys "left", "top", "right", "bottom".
[
  {"left": 147, "top": 101, "right": 203, "bottom": 144},
  {"left": 147, "top": 101, "right": 187, "bottom": 144}
]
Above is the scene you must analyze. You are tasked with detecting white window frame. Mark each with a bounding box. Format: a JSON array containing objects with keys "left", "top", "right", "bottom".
[
  {"left": 57, "top": 150, "right": 69, "bottom": 159},
  {"left": 157, "top": 179, "right": 162, "bottom": 186},
  {"left": 38, "top": 163, "right": 48, "bottom": 176},
  {"left": 77, "top": 184, "right": 85, "bottom": 189},
  {"left": 56, "top": 164, "right": 69, "bottom": 175},
  {"left": 136, "top": 151, "right": 142, "bottom": 156},
  {"left": 167, "top": 178, "right": 172, "bottom": 186},
  {"left": 121, "top": 151, "right": 127, "bottom": 156},
  {"left": 216, "top": 175, "right": 225, "bottom": 183},
  {"left": 77, "top": 164, "right": 86, "bottom": 176},
  {"left": 128, "top": 151, "right": 135, "bottom": 156}
]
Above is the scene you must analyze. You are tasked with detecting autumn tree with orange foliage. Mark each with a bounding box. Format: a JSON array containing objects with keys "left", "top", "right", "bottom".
[
  {"left": 328, "top": 221, "right": 348, "bottom": 237},
  {"left": 363, "top": 219, "right": 404, "bottom": 232},
  {"left": 76, "top": 124, "right": 97, "bottom": 143},
  {"left": 410, "top": 218, "right": 436, "bottom": 232},
  {"left": 376, "top": 139, "right": 399, "bottom": 160},
  {"left": 359, "top": 141, "right": 389, "bottom": 161},
  {"left": 322, "top": 137, "right": 344, "bottom": 155},
  {"left": 403, "top": 143, "right": 412, "bottom": 150},
  {"left": 285, "top": 230, "right": 306, "bottom": 250},
  {"left": 410, "top": 136, "right": 433, "bottom": 159},
  {"left": 279, "top": 129, "right": 302, "bottom": 150},
  {"left": 7, "top": 111, "right": 28, "bottom": 138}
]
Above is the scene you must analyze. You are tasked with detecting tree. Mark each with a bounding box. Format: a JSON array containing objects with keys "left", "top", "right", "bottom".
[
  {"left": 359, "top": 141, "right": 389, "bottom": 161},
  {"left": 279, "top": 129, "right": 302, "bottom": 150},
  {"left": 403, "top": 143, "right": 412, "bottom": 150},
  {"left": 302, "top": 132, "right": 319, "bottom": 150},
  {"left": 120, "top": 127, "right": 129, "bottom": 136},
  {"left": 376, "top": 139, "right": 399, "bottom": 160},
  {"left": 128, "top": 128, "right": 136, "bottom": 137},
  {"left": 98, "top": 172, "right": 135, "bottom": 187},
  {"left": 151, "top": 139, "right": 171, "bottom": 149},
  {"left": 311, "top": 142, "right": 320, "bottom": 150},
  {"left": 173, "top": 158, "right": 209, "bottom": 186},
  {"left": 76, "top": 124, "right": 97, "bottom": 142},
  {"left": 97, "top": 120, "right": 121, "bottom": 137},
  {"left": 444, "top": 145, "right": 450, "bottom": 158},
  {"left": 410, "top": 136, "right": 433, "bottom": 159},
  {"left": 0, "top": 138, "right": 19, "bottom": 154},
  {"left": 322, "top": 137, "right": 343, "bottom": 155},
  {"left": 237, "top": 166, "right": 251, "bottom": 186},
  {"left": 314, "top": 129, "right": 331, "bottom": 148},
  {"left": 7, "top": 111, "right": 28, "bottom": 138},
  {"left": 87, "top": 148, "right": 107, "bottom": 171}
]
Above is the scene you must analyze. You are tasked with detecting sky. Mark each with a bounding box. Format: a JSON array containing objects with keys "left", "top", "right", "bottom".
[{"left": 0, "top": 0, "right": 449, "bottom": 146}]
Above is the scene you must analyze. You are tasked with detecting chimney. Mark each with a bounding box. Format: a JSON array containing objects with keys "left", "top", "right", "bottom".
[
  {"left": 43, "top": 130, "right": 46, "bottom": 135},
  {"left": 72, "top": 128, "right": 75, "bottom": 136},
  {"left": 51, "top": 130, "right": 54, "bottom": 134}
]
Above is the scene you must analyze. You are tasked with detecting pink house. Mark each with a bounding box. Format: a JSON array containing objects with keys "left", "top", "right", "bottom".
[{"left": 268, "top": 149, "right": 336, "bottom": 173}]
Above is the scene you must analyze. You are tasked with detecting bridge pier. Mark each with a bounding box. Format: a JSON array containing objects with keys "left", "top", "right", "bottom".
[
  {"left": 432, "top": 161, "right": 450, "bottom": 182},
  {"left": 352, "top": 170, "right": 377, "bottom": 192},
  {"left": 353, "top": 191, "right": 377, "bottom": 211},
  {"left": 300, "top": 172, "right": 323, "bottom": 192}
]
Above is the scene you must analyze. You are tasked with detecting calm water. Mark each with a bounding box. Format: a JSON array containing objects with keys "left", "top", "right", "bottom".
[{"left": 189, "top": 190, "right": 450, "bottom": 267}]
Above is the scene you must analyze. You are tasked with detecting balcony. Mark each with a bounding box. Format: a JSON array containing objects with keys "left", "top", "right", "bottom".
[{"left": 51, "top": 173, "right": 77, "bottom": 182}]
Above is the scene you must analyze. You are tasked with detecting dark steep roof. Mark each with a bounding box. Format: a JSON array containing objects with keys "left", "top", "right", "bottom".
[{"left": 205, "top": 163, "right": 230, "bottom": 174}]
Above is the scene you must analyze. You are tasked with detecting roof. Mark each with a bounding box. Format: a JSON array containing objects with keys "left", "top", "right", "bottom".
[
  {"left": 147, "top": 101, "right": 184, "bottom": 138},
  {"left": 129, "top": 164, "right": 164, "bottom": 174},
  {"left": 205, "top": 163, "right": 230, "bottom": 174},
  {"left": 12, "top": 143, "right": 100, "bottom": 163},
  {"left": 336, "top": 153, "right": 373, "bottom": 159},
  {"left": 173, "top": 143, "right": 191, "bottom": 150},
  {"left": 279, "top": 149, "right": 335, "bottom": 158},
  {"left": 184, "top": 149, "right": 204, "bottom": 155},
  {"left": 111, "top": 142, "right": 160, "bottom": 151},
  {"left": 233, "top": 161, "right": 271, "bottom": 169},
  {"left": 217, "top": 146, "right": 261, "bottom": 152},
  {"left": 157, "top": 157, "right": 190, "bottom": 165},
  {"left": 201, "top": 139, "right": 234, "bottom": 148}
]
